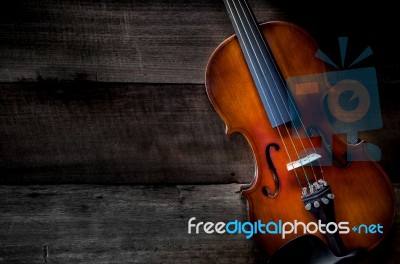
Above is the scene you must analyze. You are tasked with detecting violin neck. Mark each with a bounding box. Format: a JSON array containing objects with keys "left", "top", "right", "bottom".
[
  {"left": 223, "top": 0, "right": 293, "bottom": 128},
  {"left": 223, "top": 0, "right": 262, "bottom": 51}
]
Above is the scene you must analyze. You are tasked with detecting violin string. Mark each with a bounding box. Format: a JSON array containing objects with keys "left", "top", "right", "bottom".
[
  {"left": 244, "top": 1, "right": 324, "bottom": 180},
  {"left": 234, "top": 1, "right": 317, "bottom": 185},
  {"left": 233, "top": 1, "right": 310, "bottom": 185},
  {"left": 225, "top": 0, "right": 304, "bottom": 188},
  {"left": 242, "top": 1, "right": 326, "bottom": 180},
  {"left": 234, "top": 0, "right": 317, "bottom": 183},
  {"left": 239, "top": 0, "right": 322, "bottom": 183},
  {"left": 232, "top": 0, "right": 327, "bottom": 187}
]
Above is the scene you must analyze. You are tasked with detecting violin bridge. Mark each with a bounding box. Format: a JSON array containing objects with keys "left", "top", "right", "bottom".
[{"left": 286, "top": 153, "right": 321, "bottom": 171}]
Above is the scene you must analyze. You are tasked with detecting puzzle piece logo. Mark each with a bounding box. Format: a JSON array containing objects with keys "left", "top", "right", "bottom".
[
  {"left": 328, "top": 78, "right": 370, "bottom": 124},
  {"left": 322, "top": 67, "right": 382, "bottom": 136},
  {"left": 286, "top": 37, "right": 382, "bottom": 164}
]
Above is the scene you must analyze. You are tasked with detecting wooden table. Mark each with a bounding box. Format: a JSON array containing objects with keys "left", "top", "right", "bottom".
[{"left": 0, "top": 1, "right": 398, "bottom": 263}]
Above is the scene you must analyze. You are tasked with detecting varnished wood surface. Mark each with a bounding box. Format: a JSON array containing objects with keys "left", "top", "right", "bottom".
[
  {"left": 206, "top": 21, "right": 396, "bottom": 256},
  {"left": 0, "top": 184, "right": 398, "bottom": 264}
]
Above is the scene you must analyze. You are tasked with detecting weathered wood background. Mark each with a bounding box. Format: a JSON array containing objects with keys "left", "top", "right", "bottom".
[{"left": 0, "top": 0, "right": 399, "bottom": 263}]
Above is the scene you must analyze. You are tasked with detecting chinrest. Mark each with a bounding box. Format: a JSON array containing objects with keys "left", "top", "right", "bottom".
[{"left": 268, "top": 235, "right": 367, "bottom": 264}]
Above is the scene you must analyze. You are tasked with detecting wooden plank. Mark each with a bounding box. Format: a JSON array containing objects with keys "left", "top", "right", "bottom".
[
  {"left": 0, "top": 82, "right": 398, "bottom": 184},
  {"left": 0, "top": 184, "right": 399, "bottom": 263},
  {"left": 0, "top": 0, "right": 283, "bottom": 84},
  {"left": 0, "top": 184, "right": 267, "bottom": 264},
  {"left": 0, "top": 0, "right": 399, "bottom": 84},
  {"left": 0, "top": 82, "right": 254, "bottom": 184}
]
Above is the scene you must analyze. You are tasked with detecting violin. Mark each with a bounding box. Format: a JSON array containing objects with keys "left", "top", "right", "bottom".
[{"left": 205, "top": 0, "right": 396, "bottom": 263}]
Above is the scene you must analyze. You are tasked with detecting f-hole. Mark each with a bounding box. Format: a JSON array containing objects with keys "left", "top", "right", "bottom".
[{"left": 262, "top": 143, "right": 280, "bottom": 198}]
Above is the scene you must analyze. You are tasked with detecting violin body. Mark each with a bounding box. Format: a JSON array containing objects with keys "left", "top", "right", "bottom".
[{"left": 206, "top": 21, "right": 396, "bottom": 260}]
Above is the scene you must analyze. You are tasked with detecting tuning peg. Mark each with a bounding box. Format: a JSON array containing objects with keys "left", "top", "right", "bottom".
[
  {"left": 318, "top": 179, "right": 328, "bottom": 186},
  {"left": 313, "top": 182, "right": 321, "bottom": 190},
  {"left": 313, "top": 201, "right": 320, "bottom": 208},
  {"left": 321, "top": 198, "right": 329, "bottom": 204},
  {"left": 302, "top": 187, "right": 308, "bottom": 197},
  {"left": 327, "top": 193, "right": 335, "bottom": 199},
  {"left": 305, "top": 203, "right": 312, "bottom": 210}
]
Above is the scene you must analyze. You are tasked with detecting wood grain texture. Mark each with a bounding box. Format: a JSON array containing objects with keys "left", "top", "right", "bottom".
[
  {"left": 0, "top": 184, "right": 267, "bottom": 264},
  {"left": 0, "top": 0, "right": 399, "bottom": 84},
  {"left": 0, "top": 82, "right": 397, "bottom": 184},
  {"left": 0, "top": 184, "right": 398, "bottom": 264},
  {"left": 0, "top": 0, "right": 283, "bottom": 84},
  {"left": 0, "top": 82, "right": 398, "bottom": 184},
  {"left": 0, "top": 1, "right": 398, "bottom": 263},
  {"left": 0, "top": 82, "right": 254, "bottom": 184}
]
